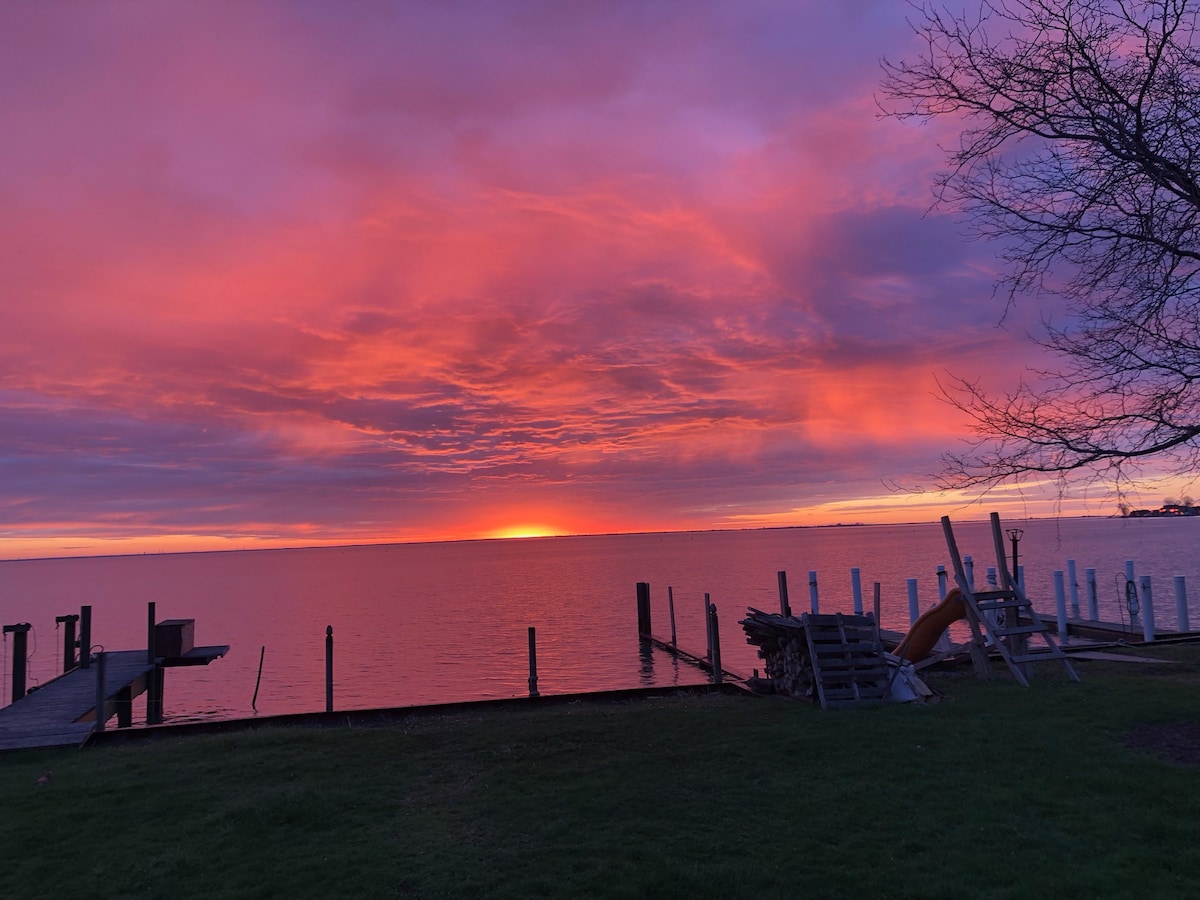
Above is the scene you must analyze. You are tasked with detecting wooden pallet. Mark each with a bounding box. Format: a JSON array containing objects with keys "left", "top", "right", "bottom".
[{"left": 801, "top": 613, "right": 891, "bottom": 709}]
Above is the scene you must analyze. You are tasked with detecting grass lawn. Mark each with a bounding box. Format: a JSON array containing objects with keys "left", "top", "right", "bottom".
[{"left": 3, "top": 645, "right": 1199, "bottom": 898}]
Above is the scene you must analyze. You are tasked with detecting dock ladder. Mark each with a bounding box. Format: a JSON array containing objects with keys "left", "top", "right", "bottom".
[{"left": 942, "top": 513, "right": 1078, "bottom": 686}]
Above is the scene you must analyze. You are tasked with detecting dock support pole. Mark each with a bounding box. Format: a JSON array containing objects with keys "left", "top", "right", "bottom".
[
  {"left": 708, "top": 603, "right": 723, "bottom": 685},
  {"left": 777, "top": 571, "right": 791, "bottom": 617},
  {"left": 1139, "top": 576, "right": 1156, "bottom": 643},
  {"left": 1085, "top": 568, "right": 1099, "bottom": 620},
  {"left": 54, "top": 614, "right": 79, "bottom": 673},
  {"left": 94, "top": 651, "right": 107, "bottom": 732},
  {"left": 964, "top": 556, "right": 975, "bottom": 589},
  {"left": 80, "top": 605, "right": 92, "bottom": 670},
  {"left": 2, "top": 624, "right": 31, "bottom": 703},
  {"left": 667, "top": 587, "right": 678, "bottom": 646},
  {"left": 636, "top": 582, "right": 652, "bottom": 639},
  {"left": 528, "top": 626, "right": 539, "bottom": 697},
  {"left": 808, "top": 571, "right": 819, "bottom": 614},
  {"left": 147, "top": 668, "right": 164, "bottom": 726},
  {"left": 704, "top": 593, "right": 713, "bottom": 661},
  {"left": 906, "top": 579, "right": 919, "bottom": 626},
  {"left": 873, "top": 583, "right": 882, "bottom": 637},
  {"left": 1054, "top": 571, "right": 1068, "bottom": 642},
  {"left": 325, "top": 625, "right": 334, "bottom": 713},
  {"left": 986, "top": 567, "right": 997, "bottom": 586},
  {"left": 1174, "top": 576, "right": 1189, "bottom": 633},
  {"left": 1125, "top": 561, "right": 1140, "bottom": 626},
  {"left": 147, "top": 602, "right": 157, "bottom": 664},
  {"left": 851, "top": 568, "right": 863, "bottom": 615},
  {"left": 1067, "top": 560, "right": 1080, "bottom": 618},
  {"left": 936, "top": 566, "right": 947, "bottom": 599}
]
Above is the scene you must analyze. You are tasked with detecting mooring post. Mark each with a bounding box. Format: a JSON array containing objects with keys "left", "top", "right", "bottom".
[
  {"left": 777, "top": 571, "right": 791, "bottom": 617},
  {"left": 873, "top": 583, "right": 882, "bottom": 638},
  {"left": 636, "top": 582, "right": 652, "bottom": 639},
  {"left": 667, "top": 586, "right": 677, "bottom": 647},
  {"left": 704, "top": 593, "right": 713, "bottom": 661},
  {"left": 986, "top": 566, "right": 997, "bottom": 587},
  {"left": 325, "top": 625, "right": 334, "bottom": 713},
  {"left": 2, "top": 624, "right": 31, "bottom": 704},
  {"left": 964, "top": 555, "right": 974, "bottom": 589},
  {"left": 1125, "top": 561, "right": 1140, "bottom": 625},
  {"left": 1174, "top": 576, "right": 1189, "bottom": 633},
  {"left": 94, "top": 651, "right": 107, "bottom": 732},
  {"left": 528, "top": 626, "right": 539, "bottom": 697},
  {"left": 80, "top": 605, "right": 92, "bottom": 670},
  {"left": 1067, "top": 560, "right": 1080, "bottom": 618},
  {"left": 851, "top": 568, "right": 863, "bottom": 615},
  {"left": 147, "top": 601, "right": 157, "bottom": 664},
  {"left": 708, "top": 603, "right": 723, "bottom": 685},
  {"left": 936, "top": 565, "right": 947, "bottom": 599},
  {"left": 1140, "top": 576, "right": 1156, "bottom": 642},
  {"left": 147, "top": 667, "right": 164, "bottom": 726},
  {"left": 906, "top": 579, "right": 919, "bottom": 626},
  {"left": 1053, "top": 570, "right": 1068, "bottom": 642},
  {"left": 808, "top": 571, "right": 819, "bottom": 614},
  {"left": 1085, "top": 568, "right": 1099, "bottom": 620},
  {"left": 54, "top": 614, "right": 79, "bottom": 673}
]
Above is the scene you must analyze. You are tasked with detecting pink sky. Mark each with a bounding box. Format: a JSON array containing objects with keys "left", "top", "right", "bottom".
[{"left": 0, "top": 1, "right": 1173, "bottom": 559}]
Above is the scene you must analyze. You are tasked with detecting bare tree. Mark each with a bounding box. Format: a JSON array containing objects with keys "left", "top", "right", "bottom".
[{"left": 880, "top": 0, "right": 1200, "bottom": 491}]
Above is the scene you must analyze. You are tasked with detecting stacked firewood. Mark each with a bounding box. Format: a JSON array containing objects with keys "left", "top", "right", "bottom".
[{"left": 739, "top": 608, "right": 814, "bottom": 698}]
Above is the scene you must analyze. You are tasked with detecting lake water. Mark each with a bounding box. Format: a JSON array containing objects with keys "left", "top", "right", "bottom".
[{"left": 1, "top": 516, "right": 1197, "bottom": 723}]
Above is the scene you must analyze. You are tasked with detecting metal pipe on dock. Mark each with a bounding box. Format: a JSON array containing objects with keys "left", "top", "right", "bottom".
[{"left": 1174, "top": 576, "right": 1189, "bottom": 633}]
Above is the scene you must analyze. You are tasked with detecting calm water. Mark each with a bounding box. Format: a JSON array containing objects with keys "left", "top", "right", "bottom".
[{"left": 2, "top": 517, "right": 1197, "bottom": 723}]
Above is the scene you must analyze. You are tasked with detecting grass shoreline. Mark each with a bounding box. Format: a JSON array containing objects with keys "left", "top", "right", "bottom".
[{"left": 4, "top": 646, "right": 1200, "bottom": 898}]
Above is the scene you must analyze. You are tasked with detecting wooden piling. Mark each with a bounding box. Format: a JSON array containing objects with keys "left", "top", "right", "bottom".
[
  {"left": 936, "top": 565, "right": 947, "bottom": 599},
  {"left": 80, "top": 605, "right": 92, "bottom": 670},
  {"left": 94, "top": 651, "right": 107, "bottom": 732},
  {"left": 147, "top": 601, "right": 157, "bottom": 664},
  {"left": 54, "top": 614, "right": 79, "bottom": 673},
  {"left": 1054, "top": 570, "right": 1068, "bottom": 641},
  {"left": 636, "top": 582, "right": 652, "bottom": 638},
  {"left": 851, "top": 568, "right": 863, "bottom": 615},
  {"left": 2, "top": 623, "right": 31, "bottom": 703},
  {"left": 906, "top": 579, "right": 919, "bottom": 625},
  {"left": 1085, "top": 568, "right": 1099, "bottom": 619},
  {"left": 667, "top": 587, "right": 677, "bottom": 647},
  {"left": 704, "top": 593, "right": 713, "bottom": 661},
  {"left": 1174, "top": 576, "right": 1189, "bottom": 633},
  {"left": 1067, "top": 559, "right": 1080, "bottom": 618},
  {"left": 1140, "top": 576, "right": 1156, "bottom": 642},
  {"left": 708, "top": 603, "right": 723, "bottom": 685},
  {"left": 777, "top": 571, "right": 791, "bottom": 617},
  {"left": 325, "top": 625, "right": 334, "bottom": 713},
  {"left": 252, "top": 645, "right": 265, "bottom": 711},
  {"left": 528, "top": 626, "right": 539, "bottom": 697},
  {"left": 808, "top": 571, "right": 819, "bottom": 614}
]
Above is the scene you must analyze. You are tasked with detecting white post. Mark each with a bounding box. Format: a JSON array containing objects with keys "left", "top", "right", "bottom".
[
  {"left": 1174, "top": 576, "right": 1189, "bottom": 633},
  {"left": 964, "top": 555, "right": 975, "bottom": 589},
  {"left": 808, "top": 571, "right": 819, "bottom": 615},
  {"left": 851, "top": 568, "right": 863, "bottom": 615},
  {"left": 1053, "top": 571, "right": 1068, "bottom": 642},
  {"left": 1067, "top": 559, "right": 1079, "bottom": 618},
  {"left": 907, "top": 579, "right": 920, "bottom": 625},
  {"left": 936, "top": 565, "right": 948, "bottom": 599},
  {"left": 1140, "top": 575, "right": 1156, "bottom": 642},
  {"left": 1085, "top": 568, "right": 1099, "bottom": 620}
]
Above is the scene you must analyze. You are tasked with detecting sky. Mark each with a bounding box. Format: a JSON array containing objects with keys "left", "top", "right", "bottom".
[{"left": 0, "top": 0, "right": 1184, "bottom": 560}]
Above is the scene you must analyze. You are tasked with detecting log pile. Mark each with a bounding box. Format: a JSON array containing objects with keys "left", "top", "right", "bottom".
[{"left": 739, "top": 608, "right": 816, "bottom": 698}]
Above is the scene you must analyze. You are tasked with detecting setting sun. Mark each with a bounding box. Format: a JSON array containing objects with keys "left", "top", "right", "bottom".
[{"left": 486, "top": 524, "right": 565, "bottom": 540}]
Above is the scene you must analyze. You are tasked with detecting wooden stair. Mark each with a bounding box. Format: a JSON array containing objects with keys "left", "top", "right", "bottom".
[
  {"left": 942, "top": 513, "right": 1079, "bottom": 686},
  {"left": 801, "top": 612, "right": 891, "bottom": 708}
]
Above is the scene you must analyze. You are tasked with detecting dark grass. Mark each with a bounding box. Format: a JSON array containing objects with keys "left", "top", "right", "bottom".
[{"left": 3, "top": 646, "right": 1200, "bottom": 898}]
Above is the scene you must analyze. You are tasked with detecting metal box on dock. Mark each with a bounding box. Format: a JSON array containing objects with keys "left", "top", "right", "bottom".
[{"left": 155, "top": 619, "right": 195, "bottom": 658}]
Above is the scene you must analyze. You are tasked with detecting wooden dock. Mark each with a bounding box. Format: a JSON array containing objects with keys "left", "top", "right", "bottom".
[{"left": 0, "top": 645, "right": 229, "bottom": 752}]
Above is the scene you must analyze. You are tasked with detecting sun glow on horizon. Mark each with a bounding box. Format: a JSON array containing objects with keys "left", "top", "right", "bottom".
[{"left": 485, "top": 524, "right": 568, "bottom": 540}]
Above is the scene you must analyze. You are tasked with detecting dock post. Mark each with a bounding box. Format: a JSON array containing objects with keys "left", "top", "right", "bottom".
[
  {"left": 1053, "top": 571, "right": 1068, "bottom": 642},
  {"left": 808, "top": 571, "right": 819, "bottom": 614},
  {"left": 936, "top": 565, "right": 947, "bottom": 599},
  {"left": 147, "top": 602, "right": 157, "bottom": 664},
  {"left": 704, "top": 593, "right": 713, "bottom": 661},
  {"left": 964, "top": 555, "right": 975, "bottom": 589},
  {"left": 325, "top": 625, "right": 334, "bottom": 713},
  {"left": 777, "top": 571, "right": 791, "bottom": 617},
  {"left": 1067, "top": 560, "right": 1080, "bottom": 618},
  {"left": 528, "top": 627, "right": 539, "bottom": 697},
  {"left": 986, "top": 566, "right": 997, "bottom": 586},
  {"left": 94, "top": 651, "right": 107, "bottom": 732},
  {"left": 1125, "top": 561, "right": 1140, "bottom": 625},
  {"left": 1139, "top": 576, "right": 1156, "bottom": 642},
  {"left": 147, "top": 667, "right": 164, "bottom": 726},
  {"left": 80, "top": 605, "right": 92, "bottom": 669},
  {"left": 1174, "top": 576, "right": 1189, "bottom": 633},
  {"left": 667, "top": 587, "right": 677, "bottom": 647},
  {"left": 1085, "top": 568, "right": 1099, "bottom": 620},
  {"left": 636, "top": 582, "right": 652, "bottom": 639},
  {"left": 54, "top": 614, "right": 79, "bottom": 673},
  {"left": 906, "top": 579, "right": 919, "bottom": 625},
  {"left": 708, "top": 603, "right": 723, "bottom": 685},
  {"left": 851, "top": 568, "right": 863, "bottom": 615},
  {"left": 873, "top": 583, "right": 882, "bottom": 638},
  {"left": 2, "top": 623, "right": 31, "bottom": 703}
]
